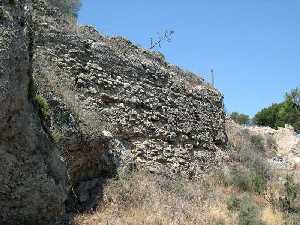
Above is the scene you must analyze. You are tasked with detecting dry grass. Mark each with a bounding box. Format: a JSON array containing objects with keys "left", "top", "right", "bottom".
[
  {"left": 72, "top": 168, "right": 300, "bottom": 225},
  {"left": 72, "top": 170, "right": 239, "bottom": 225},
  {"left": 261, "top": 207, "right": 285, "bottom": 225},
  {"left": 72, "top": 120, "right": 300, "bottom": 225}
]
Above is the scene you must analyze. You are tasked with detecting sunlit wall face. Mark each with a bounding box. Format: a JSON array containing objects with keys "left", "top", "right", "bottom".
[{"left": 79, "top": 1, "right": 300, "bottom": 117}]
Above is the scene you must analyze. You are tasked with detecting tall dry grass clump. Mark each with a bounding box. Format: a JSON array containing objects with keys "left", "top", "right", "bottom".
[
  {"left": 72, "top": 120, "right": 300, "bottom": 225},
  {"left": 72, "top": 169, "right": 238, "bottom": 225}
]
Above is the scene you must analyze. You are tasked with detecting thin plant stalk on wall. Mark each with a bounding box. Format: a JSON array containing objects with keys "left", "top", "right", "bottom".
[{"left": 150, "top": 30, "right": 175, "bottom": 49}]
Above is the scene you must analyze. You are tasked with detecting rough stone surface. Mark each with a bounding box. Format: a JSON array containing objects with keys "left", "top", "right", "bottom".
[
  {"left": 226, "top": 119, "right": 300, "bottom": 182},
  {"left": 245, "top": 124, "right": 300, "bottom": 181},
  {"left": 0, "top": 1, "right": 67, "bottom": 224},
  {"left": 1, "top": 0, "right": 227, "bottom": 219},
  {"left": 245, "top": 124, "right": 299, "bottom": 157},
  {"left": 29, "top": 0, "right": 227, "bottom": 188}
]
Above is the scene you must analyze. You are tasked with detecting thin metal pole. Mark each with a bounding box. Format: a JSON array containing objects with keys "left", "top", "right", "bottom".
[{"left": 211, "top": 69, "right": 215, "bottom": 87}]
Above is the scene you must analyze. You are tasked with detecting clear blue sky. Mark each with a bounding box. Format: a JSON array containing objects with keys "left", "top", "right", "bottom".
[{"left": 79, "top": 0, "right": 300, "bottom": 116}]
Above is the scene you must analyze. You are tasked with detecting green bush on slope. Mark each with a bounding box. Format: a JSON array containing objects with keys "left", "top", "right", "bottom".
[
  {"left": 254, "top": 88, "right": 300, "bottom": 131},
  {"left": 34, "top": 95, "right": 49, "bottom": 120}
]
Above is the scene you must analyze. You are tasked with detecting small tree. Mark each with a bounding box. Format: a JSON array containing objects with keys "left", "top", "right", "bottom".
[
  {"left": 253, "top": 88, "right": 300, "bottom": 131},
  {"left": 230, "top": 112, "right": 251, "bottom": 125},
  {"left": 253, "top": 103, "right": 281, "bottom": 128},
  {"left": 290, "top": 88, "right": 300, "bottom": 111},
  {"left": 48, "top": 0, "right": 81, "bottom": 17}
]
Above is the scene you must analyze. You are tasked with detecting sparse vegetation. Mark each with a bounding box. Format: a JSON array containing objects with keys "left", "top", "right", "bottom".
[
  {"left": 2, "top": 0, "right": 299, "bottom": 224},
  {"left": 251, "top": 134, "right": 265, "bottom": 151},
  {"left": 279, "top": 174, "right": 298, "bottom": 212},
  {"left": 34, "top": 95, "right": 49, "bottom": 120},
  {"left": 250, "top": 171, "right": 266, "bottom": 194},
  {"left": 230, "top": 133, "right": 271, "bottom": 182},
  {"left": 227, "top": 195, "right": 241, "bottom": 211},
  {"left": 230, "top": 112, "right": 251, "bottom": 125},
  {"left": 229, "top": 169, "right": 266, "bottom": 194},
  {"left": 73, "top": 121, "right": 298, "bottom": 224},
  {"left": 73, "top": 170, "right": 238, "bottom": 225},
  {"left": 48, "top": 0, "right": 81, "bottom": 17},
  {"left": 150, "top": 30, "right": 175, "bottom": 49},
  {"left": 238, "top": 196, "right": 265, "bottom": 225},
  {"left": 50, "top": 129, "right": 62, "bottom": 143},
  {"left": 72, "top": 167, "right": 300, "bottom": 225}
]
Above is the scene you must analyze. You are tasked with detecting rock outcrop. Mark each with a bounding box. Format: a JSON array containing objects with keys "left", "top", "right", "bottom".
[
  {"left": 245, "top": 124, "right": 300, "bottom": 173},
  {"left": 226, "top": 119, "right": 300, "bottom": 182},
  {"left": 0, "top": 1, "right": 67, "bottom": 224},
  {"left": 1, "top": 0, "right": 227, "bottom": 221},
  {"left": 31, "top": 0, "right": 227, "bottom": 185},
  {"left": 245, "top": 125, "right": 298, "bottom": 155}
]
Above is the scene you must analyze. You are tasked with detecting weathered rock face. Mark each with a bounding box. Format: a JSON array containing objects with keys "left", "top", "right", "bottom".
[
  {"left": 244, "top": 124, "right": 300, "bottom": 170},
  {"left": 1, "top": 0, "right": 227, "bottom": 219},
  {"left": 0, "top": 1, "right": 67, "bottom": 224},
  {"left": 226, "top": 119, "right": 300, "bottom": 183},
  {"left": 30, "top": 0, "right": 227, "bottom": 192}
]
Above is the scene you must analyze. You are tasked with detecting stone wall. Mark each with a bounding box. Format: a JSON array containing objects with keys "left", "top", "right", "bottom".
[
  {"left": 244, "top": 124, "right": 299, "bottom": 156},
  {"left": 30, "top": 0, "right": 227, "bottom": 188},
  {"left": 0, "top": 0, "right": 228, "bottom": 219}
]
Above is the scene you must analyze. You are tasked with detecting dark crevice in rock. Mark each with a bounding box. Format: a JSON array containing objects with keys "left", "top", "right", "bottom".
[
  {"left": 27, "top": 24, "right": 34, "bottom": 99},
  {"left": 66, "top": 176, "right": 111, "bottom": 214}
]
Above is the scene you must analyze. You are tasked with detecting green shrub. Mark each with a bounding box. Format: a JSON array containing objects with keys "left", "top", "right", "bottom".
[
  {"left": 230, "top": 169, "right": 252, "bottom": 192},
  {"left": 238, "top": 196, "right": 265, "bottom": 225},
  {"left": 9, "top": 0, "right": 15, "bottom": 6},
  {"left": 251, "top": 135, "right": 264, "bottom": 151},
  {"left": 250, "top": 172, "right": 266, "bottom": 194},
  {"left": 213, "top": 169, "right": 230, "bottom": 187},
  {"left": 50, "top": 129, "right": 62, "bottom": 143},
  {"left": 105, "top": 170, "right": 151, "bottom": 209},
  {"left": 227, "top": 195, "right": 241, "bottom": 211},
  {"left": 230, "top": 112, "right": 251, "bottom": 125},
  {"left": 34, "top": 95, "right": 49, "bottom": 120},
  {"left": 230, "top": 128, "right": 271, "bottom": 180},
  {"left": 230, "top": 169, "right": 266, "bottom": 194},
  {"left": 173, "top": 179, "right": 186, "bottom": 195},
  {"left": 48, "top": 0, "right": 81, "bottom": 17},
  {"left": 237, "top": 143, "right": 271, "bottom": 180},
  {"left": 253, "top": 88, "right": 300, "bottom": 131},
  {"left": 279, "top": 174, "right": 298, "bottom": 211},
  {"left": 286, "top": 212, "right": 300, "bottom": 225}
]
